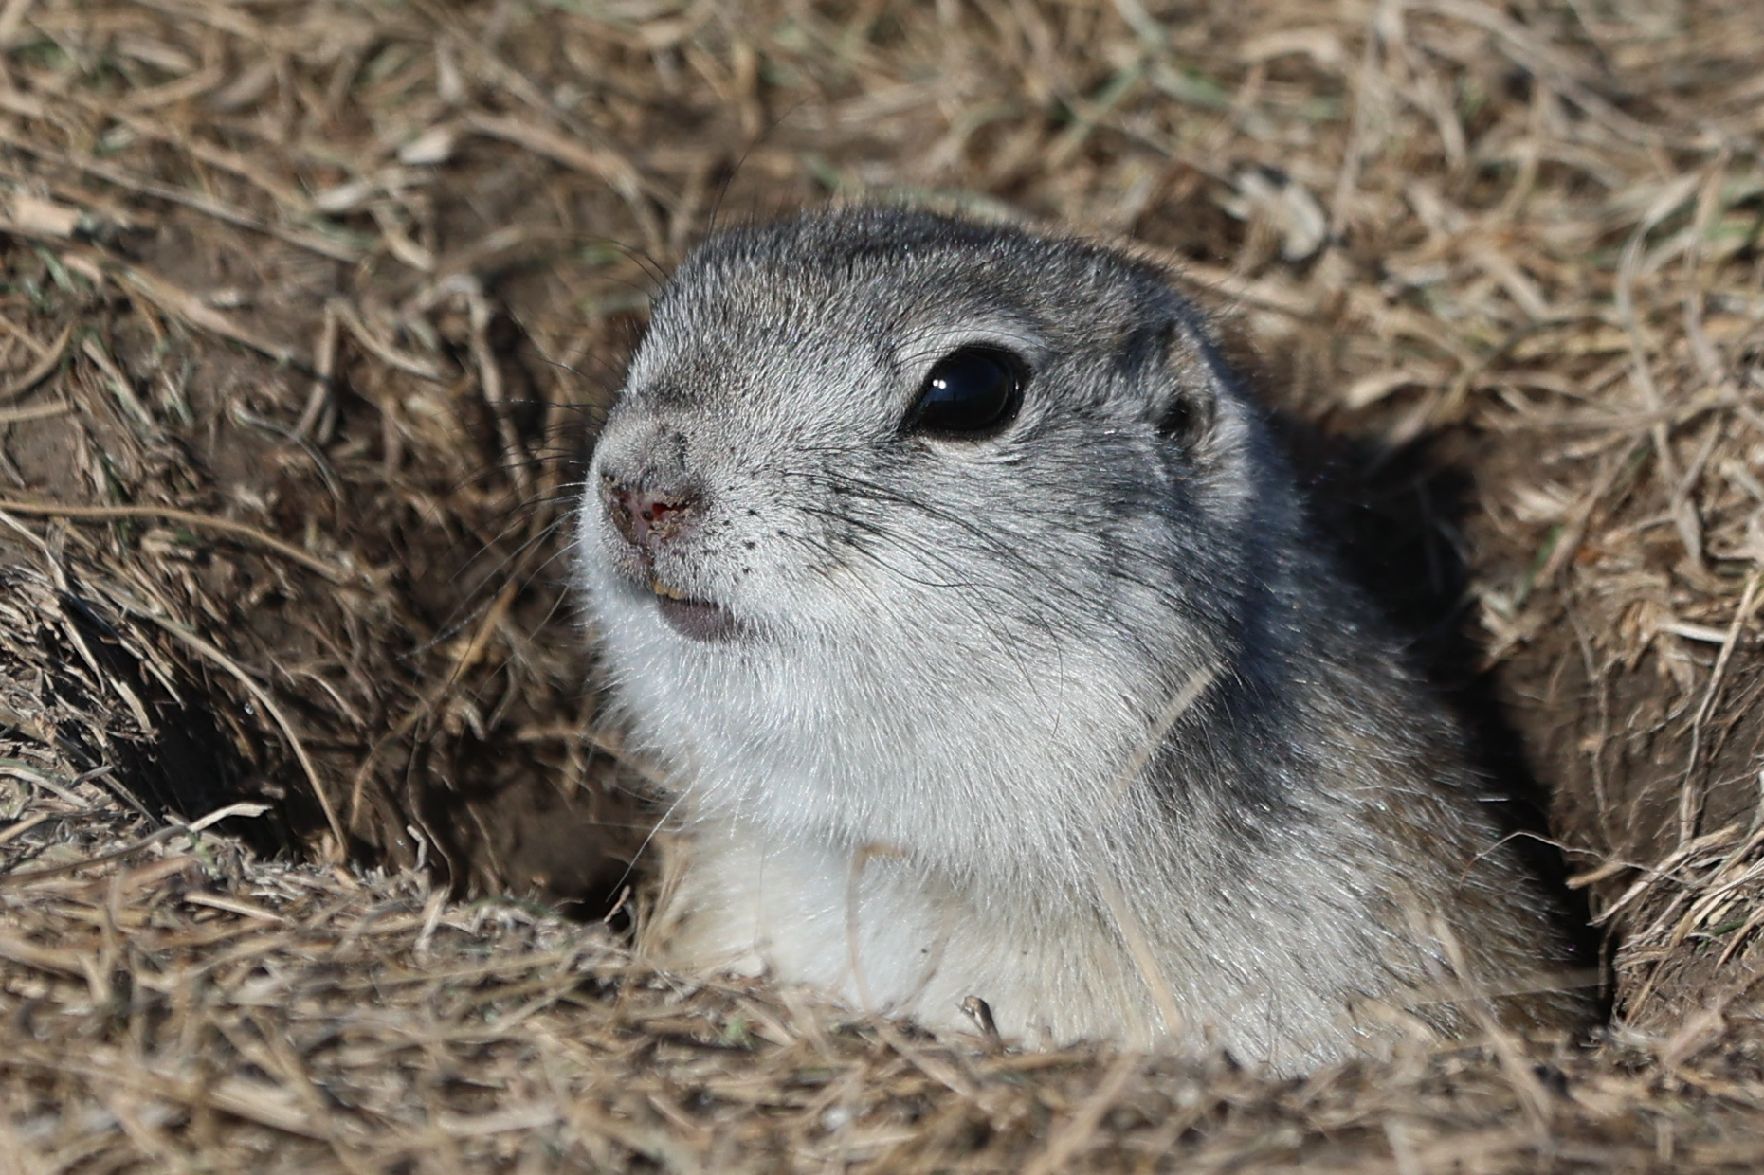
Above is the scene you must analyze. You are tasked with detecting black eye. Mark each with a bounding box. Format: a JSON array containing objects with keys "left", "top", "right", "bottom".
[{"left": 903, "top": 346, "right": 1028, "bottom": 439}]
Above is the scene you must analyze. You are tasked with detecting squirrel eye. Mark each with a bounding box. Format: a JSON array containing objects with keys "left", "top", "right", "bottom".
[{"left": 904, "top": 346, "right": 1028, "bottom": 439}]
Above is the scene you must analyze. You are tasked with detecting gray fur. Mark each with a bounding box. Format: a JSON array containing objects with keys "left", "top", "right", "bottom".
[{"left": 572, "top": 205, "right": 1583, "bottom": 1073}]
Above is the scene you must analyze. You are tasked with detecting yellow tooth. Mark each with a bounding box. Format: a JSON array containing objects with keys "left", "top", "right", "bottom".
[{"left": 648, "top": 578, "right": 689, "bottom": 602}]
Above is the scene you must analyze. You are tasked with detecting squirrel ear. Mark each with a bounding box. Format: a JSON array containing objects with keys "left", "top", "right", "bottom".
[
  {"left": 1142, "top": 310, "right": 1221, "bottom": 450},
  {"left": 1155, "top": 371, "right": 1214, "bottom": 446}
]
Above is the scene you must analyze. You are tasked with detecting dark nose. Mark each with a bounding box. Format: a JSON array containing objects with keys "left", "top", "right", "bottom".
[{"left": 601, "top": 474, "right": 699, "bottom": 554}]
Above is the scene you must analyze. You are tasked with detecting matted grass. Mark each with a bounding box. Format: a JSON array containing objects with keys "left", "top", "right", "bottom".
[{"left": 1, "top": 0, "right": 1760, "bottom": 1169}]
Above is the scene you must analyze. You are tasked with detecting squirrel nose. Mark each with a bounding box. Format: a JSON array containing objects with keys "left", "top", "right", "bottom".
[{"left": 601, "top": 474, "right": 699, "bottom": 553}]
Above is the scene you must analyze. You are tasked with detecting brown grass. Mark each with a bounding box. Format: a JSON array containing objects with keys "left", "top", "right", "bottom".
[{"left": 1, "top": 0, "right": 1761, "bottom": 1168}]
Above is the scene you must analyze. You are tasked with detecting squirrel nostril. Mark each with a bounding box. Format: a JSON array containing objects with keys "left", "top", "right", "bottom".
[
  {"left": 638, "top": 496, "right": 683, "bottom": 524},
  {"left": 602, "top": 475, "right": 698, "bottom": 550}
]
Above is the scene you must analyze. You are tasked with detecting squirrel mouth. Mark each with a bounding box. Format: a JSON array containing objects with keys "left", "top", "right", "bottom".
[{"left": 647, "top": 577, "right": 741, "bottom": 643}]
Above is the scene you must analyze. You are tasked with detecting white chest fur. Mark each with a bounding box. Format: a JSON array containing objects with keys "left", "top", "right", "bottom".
[{"left": 644, "top": 809, "right": 1392, "bottom": 1075}]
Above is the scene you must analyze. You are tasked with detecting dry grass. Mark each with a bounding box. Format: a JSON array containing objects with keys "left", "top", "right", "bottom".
[{"left": 0, "top": 0, "right": 1761, "bottom": 1169}]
